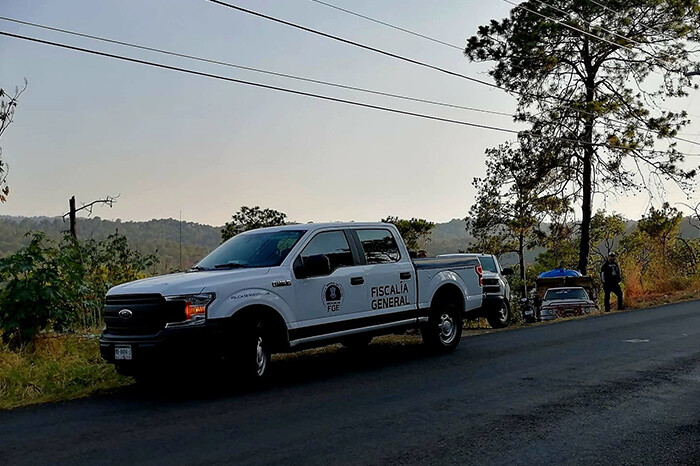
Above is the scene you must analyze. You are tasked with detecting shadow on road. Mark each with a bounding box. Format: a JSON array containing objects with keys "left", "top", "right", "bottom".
[{"left": 108, "top": 335, "right": 438, "bottom": 405}]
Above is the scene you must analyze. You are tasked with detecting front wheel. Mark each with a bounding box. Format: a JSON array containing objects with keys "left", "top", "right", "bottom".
[
  {"left": 487, "top": 300, "right": 511, "bottom": 329},
  {"left": 231, "top": 318, "right": 272, "bottom": 383},
  {"left": 421, "top": 300, "right": 462, "bottom": 352}
]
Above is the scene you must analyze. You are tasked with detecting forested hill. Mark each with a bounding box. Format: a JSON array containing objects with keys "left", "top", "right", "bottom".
[
  {"left": 1, "top": 215, "right": 698, "bottom": 272},
  {"left": 0, "top": 216, "right": 221, "bottom": 272}
]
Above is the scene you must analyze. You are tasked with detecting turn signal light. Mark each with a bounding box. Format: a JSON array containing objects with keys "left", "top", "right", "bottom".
[
  {"left": 476, "top": 265, "right": 483, "bottom": 287},
  {"left": 184, "top": 303, "right": 207, "bottom": 320}
]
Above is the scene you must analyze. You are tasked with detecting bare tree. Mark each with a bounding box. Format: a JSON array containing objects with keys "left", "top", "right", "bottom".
[{"left": 0, "top": 79, "right": 28, "bottom": 202}]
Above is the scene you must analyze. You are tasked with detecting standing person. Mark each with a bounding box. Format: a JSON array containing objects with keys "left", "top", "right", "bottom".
[{"left": 600, "top": 252, "right": 624, "bottom": 312}]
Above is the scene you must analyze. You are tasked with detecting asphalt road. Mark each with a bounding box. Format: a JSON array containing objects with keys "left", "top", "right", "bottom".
[{"left": 2, "top": 301, "right": 699, "bottom": 466}]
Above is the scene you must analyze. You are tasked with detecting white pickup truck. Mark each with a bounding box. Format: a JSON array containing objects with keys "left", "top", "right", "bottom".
[{"left": 100, "top": 223, "right": 483, "bottom": 380}]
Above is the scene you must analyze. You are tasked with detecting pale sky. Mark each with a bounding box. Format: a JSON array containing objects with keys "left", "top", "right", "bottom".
[{"left": 1, "top": 0, "right": 699, "bottom": 226}]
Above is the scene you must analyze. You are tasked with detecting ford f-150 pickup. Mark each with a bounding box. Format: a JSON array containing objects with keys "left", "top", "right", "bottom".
[{"left": 100, "top": 223, "right": 483, "bottom": 381}]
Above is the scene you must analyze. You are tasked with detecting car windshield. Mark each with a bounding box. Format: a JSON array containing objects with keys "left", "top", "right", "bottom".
[
  {"left": 544, "top": 288, "right": 589, "bottom": 301},
  {"left": 478, "top": 256, "right": 498, "bottom": 273},
  {"left": 194, "top": 230, "right": 306, "bottom": 270}
]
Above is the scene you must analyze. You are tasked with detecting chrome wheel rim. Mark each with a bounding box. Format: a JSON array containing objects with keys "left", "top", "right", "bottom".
[
  {"left": 256, "top": 336, "right": 267, "bottom": 377},
  {"left": 499, "top": 303, "right": 508, "bottom": 322},
  {"left": 438, "top": 312, "right": 457, "bottom": 345}
]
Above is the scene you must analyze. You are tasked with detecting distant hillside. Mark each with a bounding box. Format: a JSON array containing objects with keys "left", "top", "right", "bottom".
[
  {"left": 0, "top": 216, "right": 221, "bottom": 273},
  {"left": 1, "top": 215, "right": 698, "bottom": 272}
]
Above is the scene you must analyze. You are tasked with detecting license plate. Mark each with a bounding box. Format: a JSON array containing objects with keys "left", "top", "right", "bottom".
[{"left": 115, "top": 345, "right": 132, "bottom": 360}]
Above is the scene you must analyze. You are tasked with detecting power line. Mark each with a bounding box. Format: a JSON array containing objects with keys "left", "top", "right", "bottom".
[
  {"left": 2, "top": 30, "right": 697, "bottom": 157},
  {"left": 203, "top": 0, "right": 504, "bottom": 91},
  {"left": 206, "top": 0, "right": 700, "bottom": 148},
  {"left": 0, "top": 15, "right": 513, "bottom": 118},
  {"left": 0, "top": 30, "right": 523, "bottom": 135},
  {"left": 532, "top": 0, "right": 646, "bottom": 48},
  {"left": 502, "top": 0, "right": 636, "bottom": 53},
  {"left": 308, "top": 0, "right": 462, "bottom": 50}
]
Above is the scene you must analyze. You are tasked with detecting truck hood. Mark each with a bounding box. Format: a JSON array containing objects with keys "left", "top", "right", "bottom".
[{"left": 108, "top": 268, "right": 271, "bottom": 296}]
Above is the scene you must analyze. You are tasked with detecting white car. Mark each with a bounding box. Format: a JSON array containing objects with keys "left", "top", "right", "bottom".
[
  {"left": 100, "top": 222, "right": 484, "bottom": 381},
  {"left": 539, "top": 287, "right": 597, "bottom": 321}
]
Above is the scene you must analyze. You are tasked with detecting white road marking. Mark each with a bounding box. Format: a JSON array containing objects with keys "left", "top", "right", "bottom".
[{"left": 623, "top": 339, "right": 650, "bottom": 343}]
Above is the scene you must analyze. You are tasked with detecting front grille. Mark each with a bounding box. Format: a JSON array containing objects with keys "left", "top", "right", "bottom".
[
  {"left": 483, "top": 278, "right": 500, "bottom": 286},
  {"left": 103, "top": 294, "right": 185, "bottom": 336},
  {"left": 484, "top": 286, "right": 501, "bottom": 294}
]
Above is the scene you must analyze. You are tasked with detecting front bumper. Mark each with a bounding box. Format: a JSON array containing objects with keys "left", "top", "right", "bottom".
[{"left": 99, "top": 320, "right": 224, "bottom": 365}]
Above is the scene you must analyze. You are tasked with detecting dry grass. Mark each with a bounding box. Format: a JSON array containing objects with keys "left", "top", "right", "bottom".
[{"left": 0, "top": 334, "right": 130, "bottom": 410}]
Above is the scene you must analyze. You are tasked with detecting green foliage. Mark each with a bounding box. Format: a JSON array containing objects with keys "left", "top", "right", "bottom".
[
  {"left": 221, "top": 206, "right": 288, "bottom": 242},
  {"left": 467, "top": 139, "right": 568, "bottom": 260},
  {"left": 0, "top": 232, "right": 158, "bottom": 347},
  {"left": 381, "top": 216, "right": 435, "bottom": 250},
  {"left": 465, "top": 0, "right": 700, "bottom": 273},
  {"left": 0, "top": 233, "right": 65, "bottom": 346}
]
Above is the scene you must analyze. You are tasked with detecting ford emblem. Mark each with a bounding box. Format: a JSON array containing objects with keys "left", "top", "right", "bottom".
[{"left": 118, "top": 309, "right": 133, "bottom": 320}]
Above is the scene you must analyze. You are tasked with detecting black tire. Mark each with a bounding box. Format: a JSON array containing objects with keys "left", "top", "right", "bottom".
[
  {"left": 340, "top": 334, "right": 373, "bottom": 349},
  {"left": 421, "top": 298, "right": 463, "bottom": 352},
  {"left": 487, "top": 300, "right": 511, "bottom": 329},
  {"left": 235, "top": 318, "right": 272, "bottom": 382}
]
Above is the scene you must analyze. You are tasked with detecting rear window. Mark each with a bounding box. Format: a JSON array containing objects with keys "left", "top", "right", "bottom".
[
  {"left": 544, "top": 289, "right": 589, "bottom": 301},
  {"left": 356, "top": 229, "right": 401, "bottom": 264},
  {"left": 478, "top": 256, "right": 498, "bottom": 273}
]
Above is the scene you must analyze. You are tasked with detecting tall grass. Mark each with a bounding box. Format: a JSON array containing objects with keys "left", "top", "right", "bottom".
[{"left": 0, "top": 334, "right": 130, "bottom": 410}]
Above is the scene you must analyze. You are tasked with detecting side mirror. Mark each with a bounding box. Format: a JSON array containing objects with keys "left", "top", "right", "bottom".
[
  {"left": 296, "top": 254, "right": 331, "bottom": 278},
  {"left": 502, "top": 267, "right": 514, "bottom": 276}
]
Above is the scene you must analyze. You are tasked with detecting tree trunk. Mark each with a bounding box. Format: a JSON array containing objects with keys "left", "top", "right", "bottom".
[
  {"left": 578, "top": 44, "right": 595, "bottom": 276},
  {"left": 579, "top": 148, "right": 592, "bottom": 275},
  {"left": 519, "top": 232, "right": 526, "bottom": 297},
  {"left": 69, "top": 196, "right": 77, "bottom": 239}
]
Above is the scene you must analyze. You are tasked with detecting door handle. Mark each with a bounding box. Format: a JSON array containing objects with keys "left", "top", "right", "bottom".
[
  {"left": 400, "top": 272, "right": 412, "bottom": 280},
  {"left": 350, "top": 277, "right": 365, "bottom": 285}
]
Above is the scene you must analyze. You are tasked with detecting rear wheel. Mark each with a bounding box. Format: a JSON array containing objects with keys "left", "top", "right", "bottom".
[
  {"left": 487, "top": 300, "right": 511, "bottom": 329},
  {"left": 421, "top": 299, "right": 462, "bottom": 352}
]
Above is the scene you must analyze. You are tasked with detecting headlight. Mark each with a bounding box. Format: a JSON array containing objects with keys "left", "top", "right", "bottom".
[{"left": 165, "top": 293, "right": 215, "bottom": 321}]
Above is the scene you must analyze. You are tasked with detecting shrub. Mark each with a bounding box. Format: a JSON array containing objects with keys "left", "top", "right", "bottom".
[{"left": 0, "top": 232, "right": 158, "bottom": 347}]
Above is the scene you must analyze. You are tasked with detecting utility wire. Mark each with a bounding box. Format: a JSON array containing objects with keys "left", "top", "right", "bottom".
[
  {"left": 308, "top": 0, "right": 462, "bottom": 50},
  {"left": 203, "top": 0, "right": 503, "bottom": 91},
  {"left": 206, "top": 0, "right": 700, "bottom": 148},
  {"left": 502, "top": 0, "right": 636, "bottom": 53},
  {"left": 0, "top": 30, "right": 522, "bottom": 135},
  {"left": 1, "top": 29, "right": 697, "bottom": 157},
  {"left": 0, "top": 15, "right": 512, "bottom": 118}
]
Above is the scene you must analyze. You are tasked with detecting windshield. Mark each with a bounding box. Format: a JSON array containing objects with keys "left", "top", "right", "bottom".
[
  {"left": 195, "top": 230, "right": 306, "bottom": 270},
  {"left": 478, "top": 256, "right": 498, "bottom": 273},
  {"left": 544, "top": 288, "right": 589, "bottom": 301}
]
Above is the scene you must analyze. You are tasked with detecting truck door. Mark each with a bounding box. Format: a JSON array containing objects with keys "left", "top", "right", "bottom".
[
  {"left": 353, "top": 228, "right": 417, "bottom": 318},
  {"left": 291, "top": 230, "right": 367, "bottom": 329}
]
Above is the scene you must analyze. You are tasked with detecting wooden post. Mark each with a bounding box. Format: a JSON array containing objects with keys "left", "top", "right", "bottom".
[{"left": 69, "top": 196, "right": 77, "bottom": 239}]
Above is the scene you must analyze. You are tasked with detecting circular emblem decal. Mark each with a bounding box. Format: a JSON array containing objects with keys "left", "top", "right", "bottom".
[
  {"left": 322, "top": 282, "right": 344, "bottom": 312},
  {"left": 118, "top": 309, "right": 133, "bottom": 320}
]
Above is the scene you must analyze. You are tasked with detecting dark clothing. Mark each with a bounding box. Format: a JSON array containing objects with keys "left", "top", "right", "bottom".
[
  {"left": 600, "top": 261, "right": 622, "bottom": 285},
  {"left": 604, "top": 282, "right": 623, "bottom": 312},
  {"left": 601, "top": 259, "right": 624, "bottom": 312}
]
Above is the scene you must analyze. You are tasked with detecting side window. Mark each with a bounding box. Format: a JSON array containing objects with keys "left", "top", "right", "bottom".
[
  {"left": 300, "top": 231, "right": 355, "bottom": 274},
  {"left": 356, "top": 229, "right": 401, "bottom": 264}
]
